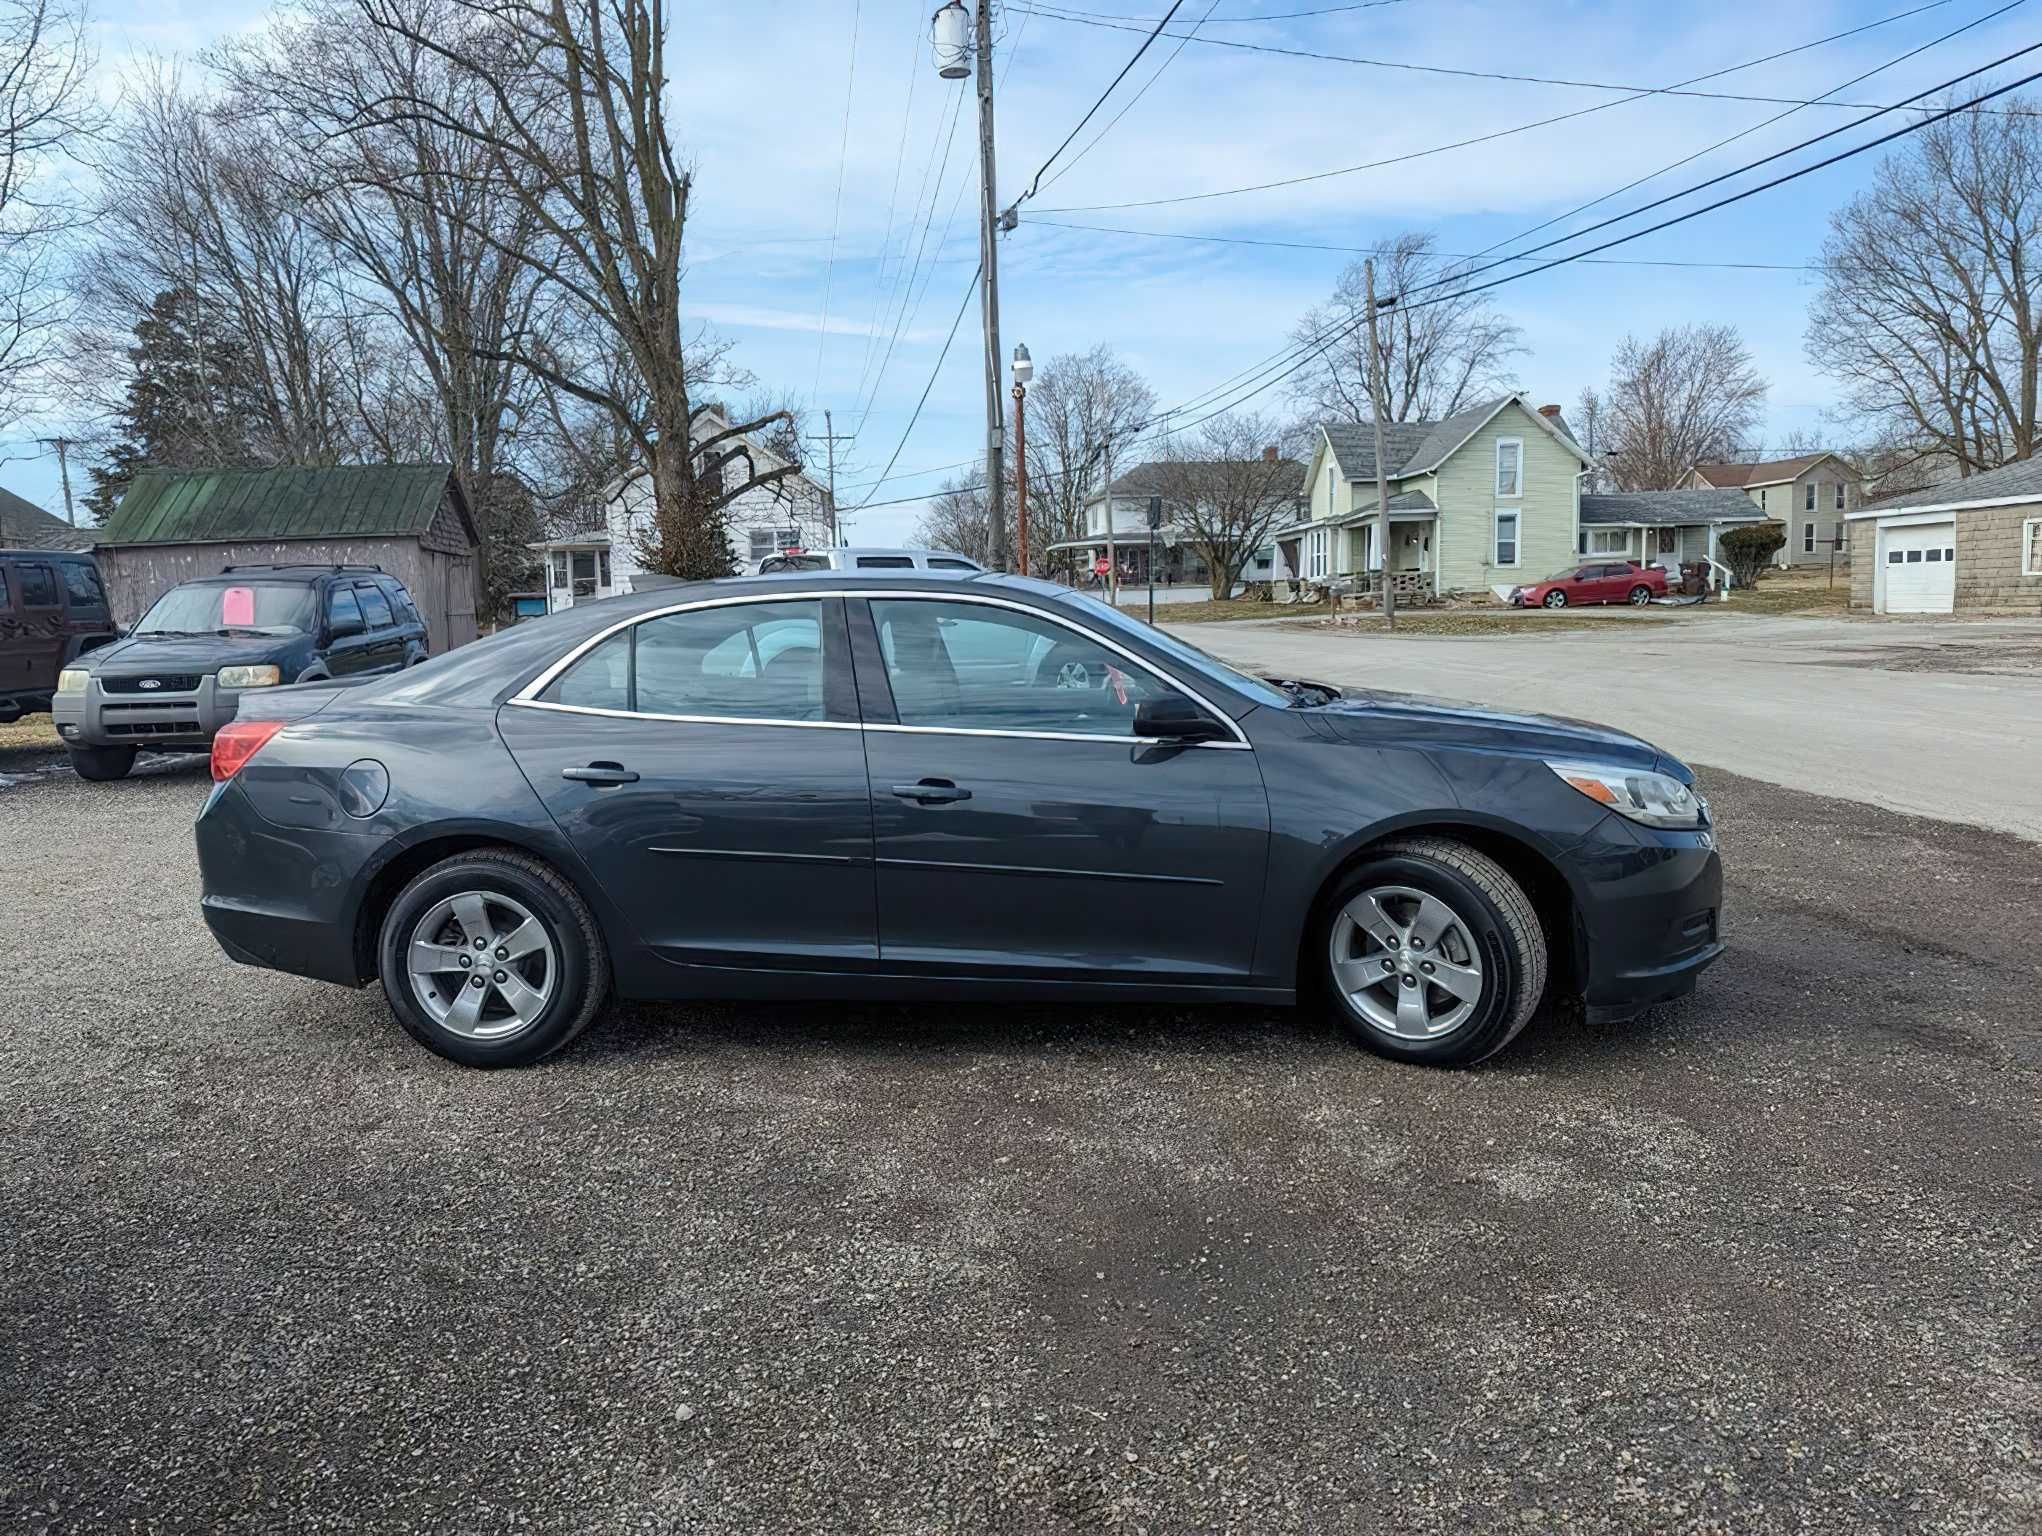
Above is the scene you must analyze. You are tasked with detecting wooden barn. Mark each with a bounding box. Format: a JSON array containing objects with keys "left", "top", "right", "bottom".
[{"left": 96, "top": 465, "right": 480, "bottom": 650}]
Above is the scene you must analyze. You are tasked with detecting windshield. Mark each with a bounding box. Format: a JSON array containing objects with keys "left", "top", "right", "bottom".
[
  {"left": 1056, "top": 591, "right": 1294, "bottom": 710},
  {"left": 135, "top": 581, "right": 318, "bottom": 636}
]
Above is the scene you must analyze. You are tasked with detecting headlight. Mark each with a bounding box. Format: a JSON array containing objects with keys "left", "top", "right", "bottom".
[
  {"left": 56, "top": 668, "right": 90, "bottom": 694},
  {"left": 217, "top": 664, "right": 281, "bottom": 689},
  {"left": 1547, "top": 760, "right": 1704, "bottom": 828}
]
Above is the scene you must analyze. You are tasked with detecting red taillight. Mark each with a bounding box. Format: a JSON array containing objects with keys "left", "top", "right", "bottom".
[{"left": 211, "top": 720, "right": 286, "bottom": 781}]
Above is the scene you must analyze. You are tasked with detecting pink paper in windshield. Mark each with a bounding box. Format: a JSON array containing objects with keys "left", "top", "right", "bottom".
[{"left": 221, "top": 585, "right": 256, "bottom": 627}]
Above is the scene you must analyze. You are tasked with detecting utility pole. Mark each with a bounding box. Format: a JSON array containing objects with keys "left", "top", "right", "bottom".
[
  {"left": 1363, "top": 259, "right": 1396, "bottom": 632},
  {"left": 38, "top": 436, "right": 77, "bottom": 526},
  {"left": 1102, "top": 432, "right": 1118, "bottom": 606},
  {"left": 808, "top": 409, "right": 854, "bottom": 547},
  {"left": 973, "top": 0, "right": 1008, "bottom": 573}
]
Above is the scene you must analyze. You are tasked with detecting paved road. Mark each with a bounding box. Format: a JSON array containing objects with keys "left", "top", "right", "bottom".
[
  {"left": 2, "top": 761, "right": 2037, "bottom": 1533},
  {"left": 1171, "top": 614, "right": 2042, "bottom": 841}
]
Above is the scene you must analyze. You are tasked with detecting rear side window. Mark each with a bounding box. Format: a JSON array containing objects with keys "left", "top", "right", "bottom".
[
  {"left": 543, "top": 629, "right": 631, "bottom": 710},
  {"left": 328, "top": 585, "right": 364, "bottom": 630},
  {"left": 927, "top": 557, "right": 977, "bottom": 570},
  {"left": 760, "top": 554, "right": 829, "bottom": 573},
  {"left": 382, "top": 579, "right": 421, "bottom": 625},
  {"left": 855, "top": 556, "right": 916, "bottom": 568},
  {"left": 357, "top": 583, "right": 396, "bottom": 628},
  {"left": 540, "top": 600, "right": 826, "bottom": 721},
  {"left": 61, "top": 563, "right": 106, "bottom": 608},
  {"left": 17, "top": 564, "right": 57, "bottom": 606}
]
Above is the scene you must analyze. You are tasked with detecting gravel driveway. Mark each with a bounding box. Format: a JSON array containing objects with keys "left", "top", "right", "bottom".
[{"left": 1, "top": 759, "right": 2037, "bottom": 1534}]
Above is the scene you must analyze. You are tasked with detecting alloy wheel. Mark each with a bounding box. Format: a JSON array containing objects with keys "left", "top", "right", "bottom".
[
  {"left": 1629, "top": 585, "right": 1652, "bottom": 605},
  {"left": 406, "top": 890, "right": 556, "bottom": 1039},
  {"left": 1544, "top": 591, "right": 1567, "bottom": 608},
  {"left": 1055, "top": 659, "right": 1093, "bottom": 689},
  {"left": 1329, "top": 884, "right": 1486, "bottom": 1040}
]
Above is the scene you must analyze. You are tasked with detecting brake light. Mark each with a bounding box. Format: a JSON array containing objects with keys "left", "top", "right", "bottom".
[{"left": 211, "top": 719, "right": 286, "bottom": 781}]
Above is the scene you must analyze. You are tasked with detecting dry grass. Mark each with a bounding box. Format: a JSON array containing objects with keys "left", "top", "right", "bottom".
[
  {"left": 1280, "top": 608, "right": 1674, "bottom": 637},
  {"left": 0, "top": 715, "right": 61, "bottom": 751},
  {"left": 1156, "top": 598, "right": 1294, "bottom": 623},
  {"left": 1704, "top": 567, "right": 1852, "bottom": 617}
]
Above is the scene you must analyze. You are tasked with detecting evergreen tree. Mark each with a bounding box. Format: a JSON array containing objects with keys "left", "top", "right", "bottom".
[{"left": 87, "top": 288, "right": 256, "bottom": 519}]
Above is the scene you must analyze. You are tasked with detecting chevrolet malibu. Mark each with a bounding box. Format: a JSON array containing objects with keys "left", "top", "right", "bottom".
[{"left": 195, "top": 573, "right": 1722, "bottom": 1069}]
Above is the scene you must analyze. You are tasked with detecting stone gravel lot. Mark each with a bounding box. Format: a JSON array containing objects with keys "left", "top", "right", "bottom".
[{"left": 1, "top": 755, "right": 2037, "bottom": 1534}]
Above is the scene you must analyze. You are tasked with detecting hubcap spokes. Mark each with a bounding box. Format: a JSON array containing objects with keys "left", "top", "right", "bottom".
[
  {"left": 407, "top": 891, "right": 556, "bottom": 1039},
  {"left": 1330, "top": 884, "right": 1484, "bottom": 1040}
]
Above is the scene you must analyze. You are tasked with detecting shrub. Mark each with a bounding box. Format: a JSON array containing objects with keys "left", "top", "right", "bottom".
[{"left": 1718, "top": 523, "right": 1786, "bottom": 587}]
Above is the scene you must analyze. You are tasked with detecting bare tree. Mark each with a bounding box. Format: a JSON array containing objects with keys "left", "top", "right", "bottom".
[
  {"left": 1574, "top": 386, "right": 1612, "bottom": 493},
  {"left": 1021, "top": 344, "right": 1153, "bottom": 579},
  {"left": 1288, "top": 233, "right": 1524, "bottom": 426},
  {"left": 1154, "top": 414, "right": 1305, "bottom": 600},
  {"left": 0, "top": 0, "right": 95, "bottom": 434},
  {"left": 1807, "top": 94, "right": 2042, "bottom": 477},
  {"left": 1601, "top": 324, "right": 1768, "bottom": 490},
  {"left": 349, "top": 0, "right": 799, "bottom": 579},
  {"left": 916, "top": 466, "right": 1013, "bottom": 566}
]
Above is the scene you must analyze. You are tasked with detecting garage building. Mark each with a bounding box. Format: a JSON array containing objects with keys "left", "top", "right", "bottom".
[{"left": 1848, "top": 456, "right": 2042, "bottom": 616}]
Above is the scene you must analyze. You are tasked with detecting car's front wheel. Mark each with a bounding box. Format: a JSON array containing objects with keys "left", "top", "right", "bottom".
[
  {"left": 1542, "top": 589, "right": 1567, "bottom": 608},
  {"left": 377, "top": 848, "right": 610, "bottom": 1067},
  {"left": 1319, "top": 838, "right": 1548, "bottom": 1066},
  {"left": 68, "top": 745, "right": 136, "bottom": 781}
]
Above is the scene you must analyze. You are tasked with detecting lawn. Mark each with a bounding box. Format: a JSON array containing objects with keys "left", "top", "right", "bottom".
[
  {"left": 1706, "top": 567, "right": 1853, "bottom": 616},
  {"left": 0, "top": 715, "right": 60, "bottom": 751}
]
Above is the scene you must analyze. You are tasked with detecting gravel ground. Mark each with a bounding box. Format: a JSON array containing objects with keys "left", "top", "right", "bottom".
[{"left": 1, "top": 759, "right": 2037, "bottom": 1534}]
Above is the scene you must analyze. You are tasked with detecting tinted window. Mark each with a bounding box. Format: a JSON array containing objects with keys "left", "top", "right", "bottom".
[
  {"left": 380, "top": 579, "right": 421, "bottom": 625},
  {"left": 17, "top": 564, "right": 56, "bottom": 605},
  {"left": 61, "top": 563, "right": 105, "bottom": 608},
  {"left": 871, "top": 598, "right": 1192, "bottom": 737},
  {"left": 856, "top": 555, "right": 916, "bottom": 569},
  {"left": 543, "top": 629, "right": 630, "bottom": 710},
  {"left": 0, "top": 566, "right": 12, "bottom": 612},
  {"left": 327, "top": 586, "right": 365, "bottom": 630},
  {"left": 760, "top": 554, "right": 829, "bottom": 573},
  {"left": 357, "top": 583, "right": 396, "bottom": 628},
  {"left": 927, "top": 557, "right": 977, "bottom": 571}
]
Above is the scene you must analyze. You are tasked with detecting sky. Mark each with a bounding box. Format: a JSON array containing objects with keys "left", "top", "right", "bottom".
[{"left": 5, "top": 0, "right": 2034, "bottom": 541}]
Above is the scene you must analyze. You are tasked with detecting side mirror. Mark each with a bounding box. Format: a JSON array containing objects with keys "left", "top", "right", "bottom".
[
  {"left": 1133, "top": 694, "right": 1230, "bottom": 743},
  {"left": 328, "top": 613, "right": 365, "bottom": 640}
]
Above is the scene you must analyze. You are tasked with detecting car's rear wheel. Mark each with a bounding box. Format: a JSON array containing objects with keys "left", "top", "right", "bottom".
[
  {"left": 69, "top": 745, "right": 136, "bottom": 781},
  {"left": 377, "top": 848, "right": 609, "bottom": 1067},
  {"left": 1628, "top": 584, "right": 1653, "bottom": 606},
  {"left": 1319, "top": 838, "right": 1547, "bottom": 1067},
  {"left": 1542, "top": 590, "right": 1567, "bottom": 609}
]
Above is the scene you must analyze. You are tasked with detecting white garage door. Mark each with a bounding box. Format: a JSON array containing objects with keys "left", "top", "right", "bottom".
[{"left": 1881, "top": 522, "right": 1956, "bottom": 613}]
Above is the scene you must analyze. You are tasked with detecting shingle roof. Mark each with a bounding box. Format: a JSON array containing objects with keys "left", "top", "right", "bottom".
[
  {"left": 1321, "top": 421, "right": 1435, "bottom": 482},
  {"left": 1385, "top": 489, "right": 1436, "bottom": 513},
  {"left": 1096, "top": 458, "right": 1305, "bottom": 499},
  {"left": 1862, "top": 453, "right": 2042, "bottom": 512},
  {"left": 1691, "top": 453, "right": 1834, "bottom": 489},
  {"left": 1581, "top": 490, "right": 1768, "bottom": 527},
  {"left": 100, "top": 465, "right": 470, "bottom": 547},
  {"left": 0, "top": 487, "right": 93, "bottom": 551}
]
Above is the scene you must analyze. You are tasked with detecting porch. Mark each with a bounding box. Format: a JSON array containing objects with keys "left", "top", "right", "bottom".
[{"left": 530, "top": 535, "right": 620, "bottom": 612}]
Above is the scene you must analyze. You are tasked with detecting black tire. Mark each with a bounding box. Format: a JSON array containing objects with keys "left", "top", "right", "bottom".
[
  {"left": 1317, "top": 837, "right": 1548, "bottom": 1068},
  {"left": 1627, "top": 584, "right": 1653, "bottom": 606},
  {"left": 376, "top": 848, "right": 610, "bottom": 1068},
  {"left": 1542, "top": 589, "right": 1567, "bottom": 609},
  {"left": 69, "top": 745, "right": 136, "bottom": 781}
]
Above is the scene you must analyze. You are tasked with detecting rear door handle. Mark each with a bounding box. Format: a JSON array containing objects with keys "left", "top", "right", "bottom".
[
  {"left": 891, "top": 780, "right": 971, "bottom": 804},
  {"left": 562, "top": 762, "right": 640, "bottom": 786}
]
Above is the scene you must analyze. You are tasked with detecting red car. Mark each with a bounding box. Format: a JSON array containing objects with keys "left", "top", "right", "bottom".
[{"left": 1511, "top": 559, "right": 1668, "bottom": 609}]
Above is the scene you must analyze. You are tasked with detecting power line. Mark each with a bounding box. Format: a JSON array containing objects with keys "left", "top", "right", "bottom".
[
  {"left": 853, "top": 15, "right": 926, "bottom": 398},
  {"left": 812, "top": 0, "right": 864, "bottom": 401},
  {"left": 839, "top": 458, "right": 978, "bottom": 494},
  {"left": 1040, "top": 0, "right": 1223, "bottom": 193},
  {"left": 1026, "top": 218, "right": 1823, "bottom": 270},
  {"left": 853, "top": 265, "right": 983, "bottom": 513},
  {"left": 1014, "top": 0, "right": 2030, "bottom": 116},
  {"left": 1014, "top": 0, "right": 1189, "bottom": 207},
  {"left": 1039, "top": 0, "right": 1413, "bottom": 19}
]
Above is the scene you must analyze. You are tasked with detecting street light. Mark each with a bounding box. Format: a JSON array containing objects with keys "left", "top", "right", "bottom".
[{"left": 1011, "top": 343, "right": 1031, "bottom": 576}]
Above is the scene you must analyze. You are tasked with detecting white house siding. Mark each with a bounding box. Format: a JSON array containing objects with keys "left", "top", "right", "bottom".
[{"left": 1433, "top": 403, "right": 1580, "bottom": 593}]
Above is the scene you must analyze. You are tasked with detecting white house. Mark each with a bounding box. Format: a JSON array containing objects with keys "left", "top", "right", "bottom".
[{"left": 531, "top": 405, "right": 832, "bottom": 612}]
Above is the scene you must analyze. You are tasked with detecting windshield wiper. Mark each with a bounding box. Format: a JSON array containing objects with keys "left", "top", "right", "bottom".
[{"left": 217, "top": 627, "right": 272, "bottom": 637}]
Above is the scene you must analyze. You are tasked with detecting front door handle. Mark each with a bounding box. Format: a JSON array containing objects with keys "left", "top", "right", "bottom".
[
  {"left": 562, "top": 762, "right": 640, "bottom": 786},
  {"left": 891, "top": 779, "right": 971, "bottom": 804}
]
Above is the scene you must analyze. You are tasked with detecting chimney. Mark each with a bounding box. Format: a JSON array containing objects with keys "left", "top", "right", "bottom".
[
  {"left": 1262, "top": 445, "right": 1279, "bottom": 462},
  {"left": 1539, "top": 403, "right": 1562, "bottom": 419}
]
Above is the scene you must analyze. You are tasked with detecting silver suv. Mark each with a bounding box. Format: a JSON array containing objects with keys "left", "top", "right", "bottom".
[{"left": 755, "top": 547, "right": 984, "bottom": 575}]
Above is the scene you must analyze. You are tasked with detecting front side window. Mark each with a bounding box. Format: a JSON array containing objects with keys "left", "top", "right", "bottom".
[
  {"left": 542, "top": 600, "right": 825, "bottom": 721},
  {"left": 1495, "top": 440, "right": 1522, "bottom": 498},
  {"left": 870, "top": 599, "right": 1194, "bottom": 738},
  {"left": 1495, "top": 510, "right": 1520, "bottom": 566}
]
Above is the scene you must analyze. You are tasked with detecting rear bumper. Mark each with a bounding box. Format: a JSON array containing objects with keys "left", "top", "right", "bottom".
[{"left": 195, "top": 778, "right": 374, "bottom": 986}]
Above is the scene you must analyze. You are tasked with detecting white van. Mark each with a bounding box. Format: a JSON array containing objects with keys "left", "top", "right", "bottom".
[{"left": 756, "top": 546, "right": 985, "bottom": 575}]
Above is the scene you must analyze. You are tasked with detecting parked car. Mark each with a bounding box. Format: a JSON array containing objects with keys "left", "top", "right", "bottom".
[
  {"left": 1510, "top": 560, "right": 1668, "bottom": 609},
  {"left": 52, "top": 563, "right": 429, "bottom": 781},
  {"left": 756, "top": 546, "right": 984, "bottom": 575},
  {"left": 195, "top": 572, "right": 1722, "bottom": 1071},
  {"left": 0, "top": 548, "right": 119, "bottom": 725}
]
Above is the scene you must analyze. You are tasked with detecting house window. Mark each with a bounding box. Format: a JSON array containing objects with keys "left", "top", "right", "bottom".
[
  {"left": 1833, "top": 521, "right": 1846, "bottom": 550},
  {"left": 1495, "top": 439, "right": 1522, "bottom": 498},
  {"left": 747, "top": 528, "right": 800, "bottom": 562},
  {"left": 1494, "top": 509, "right": 1520, "bottom": 566},
  {"left": 2024, "top": 518, "right": 2042, "bottom": 576},
  {"left": 1835, "top": 483, "right": 1847, "bottom": 511},
  {"left": 599, "top": 549, "right": 613, "bottom": 588},
  {"left": 550, "top": 551, "right": 568, "bottom": 587},
  {"left": 1805, "top": 483, "right": 1817, "bottom": 512},
  {"left": 1804, "top": 523, "right": 1816, "bottom": 553},
  {"left": 1325, "top": 466, "right": 1334, "bottom": 514},
  {"left": 1761, "top": 488, "right": 1769, "bottom": 511},
  {"left": 1305, "top": 527, "right": 1329, "bottom": 579},
  {"left": 1588, "top": 528, "right": 1629, "bottom": 554}
]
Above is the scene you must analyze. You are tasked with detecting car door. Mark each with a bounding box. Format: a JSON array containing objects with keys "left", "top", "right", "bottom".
[
  {"left": 12, "top": 560, "right": 66, "bottom": 692},
  {"left": 351, "top": 581, "right": 405, "bottom": 671},
  {"left": 497, "top": 594, "right": 877, "bottom": 971},
  {"left": 851, "top": 594, "right": 1270, "bottom": 984},
  {"left": 321, "top": 584, "right": 377, "bottom": 676}
]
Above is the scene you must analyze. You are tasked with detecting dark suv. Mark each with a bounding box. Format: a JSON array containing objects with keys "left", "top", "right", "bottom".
[
  {"left": 1, "top": 549, "right": 120, "bottom": 725},
  {"left": 52, "top": 564, "right": 428, "bottom": 780}
]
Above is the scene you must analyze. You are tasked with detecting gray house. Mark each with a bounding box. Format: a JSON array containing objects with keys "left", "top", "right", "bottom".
[{"left": 96, "top": 465, "right": 480, "bottom": 649}]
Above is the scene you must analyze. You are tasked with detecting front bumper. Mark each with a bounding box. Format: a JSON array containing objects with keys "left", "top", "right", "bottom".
[
  {"left": 55, "top": 671, "right": 264, "bottom": 751},
  {"left": 1572, "top": 816, "right": 1725, "bottom": 1022}
]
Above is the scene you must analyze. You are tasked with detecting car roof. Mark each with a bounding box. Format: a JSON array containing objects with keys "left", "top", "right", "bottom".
[{"left": 0, "top": 547, "right": 94, "bottom": 560}]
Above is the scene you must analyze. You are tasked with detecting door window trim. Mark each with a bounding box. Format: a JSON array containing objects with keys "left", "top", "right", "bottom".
[{"left": 507, "top": 589, "right": 1252, "bottom": 749}]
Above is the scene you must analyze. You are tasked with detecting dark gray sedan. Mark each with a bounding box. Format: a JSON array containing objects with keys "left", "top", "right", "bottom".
[{"left": 194, "top": 573, "right": 1722, "bottom": 1069}]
